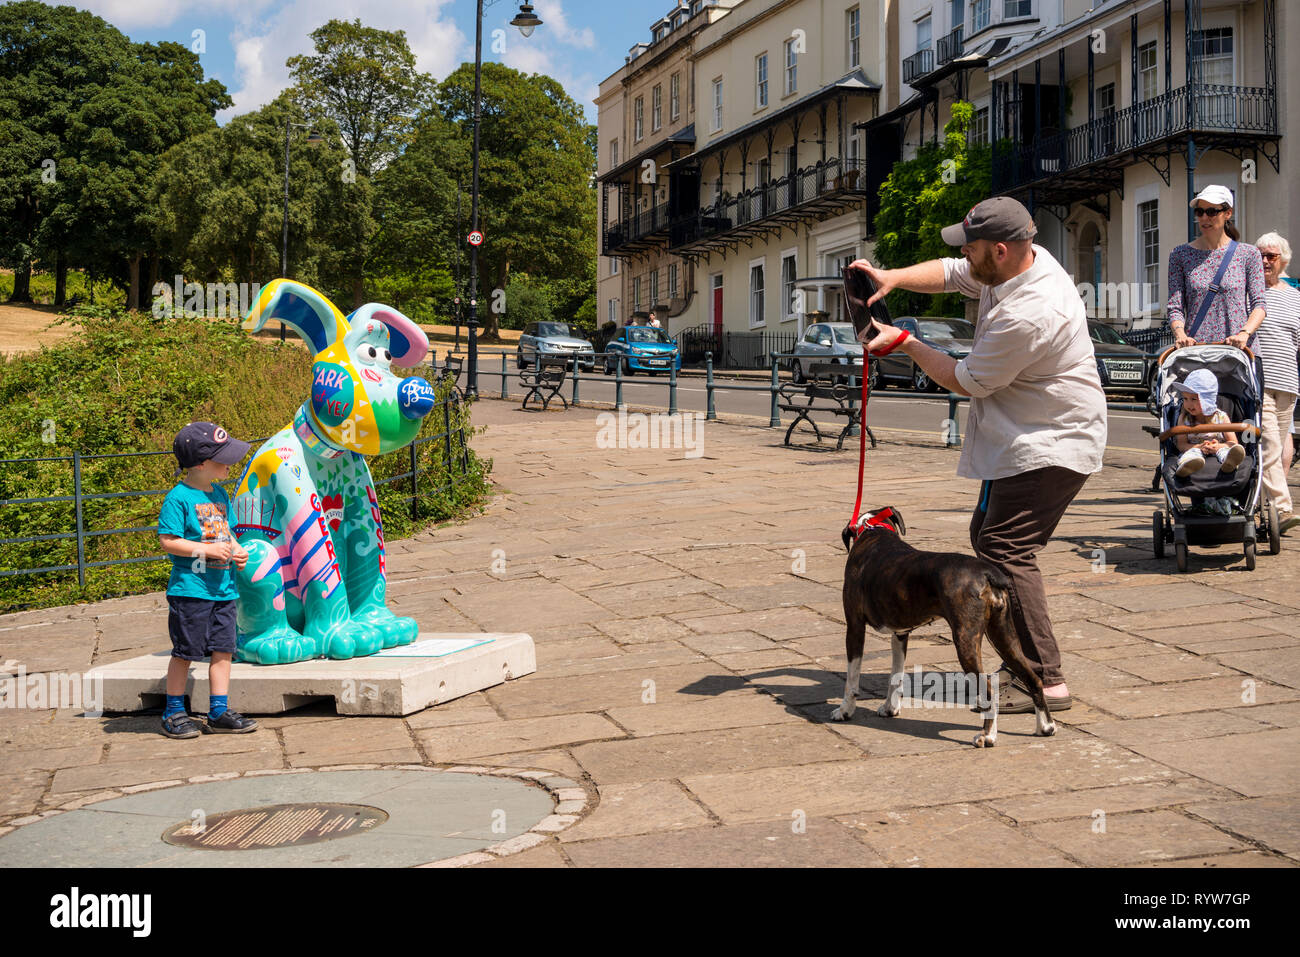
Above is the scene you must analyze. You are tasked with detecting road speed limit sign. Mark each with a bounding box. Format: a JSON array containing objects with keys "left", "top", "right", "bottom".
[{"left": 467, "top": 231, "right": 484, "bottom": 247}]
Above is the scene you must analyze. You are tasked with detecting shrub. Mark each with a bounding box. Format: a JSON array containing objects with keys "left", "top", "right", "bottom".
[{"left": 0, "top": 306, "right": 490, "bottom": 611}]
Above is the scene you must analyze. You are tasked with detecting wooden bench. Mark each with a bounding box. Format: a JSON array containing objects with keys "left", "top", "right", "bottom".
[
  {"left": 778, "top": 362, "right": 875, "bottom": 451},
  {"left": 520, "top": 356, "right": 569, "bottom": 411}
]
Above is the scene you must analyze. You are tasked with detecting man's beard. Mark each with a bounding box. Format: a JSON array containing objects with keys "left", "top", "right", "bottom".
[{"left": 969, "top": 249, "right": 999, "bottom": 284}]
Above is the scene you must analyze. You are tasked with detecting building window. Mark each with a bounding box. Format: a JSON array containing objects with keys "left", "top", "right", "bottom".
[
  {"left": 634, "top": 96, "right": 644, "bottom": 142},
  {"left": 749, "top": 261, "right": 765, "bottom": 327},
  {"left": 1139, "top": 199, "right": 1160, "bottom": 308},
  {"left": 1139, "top": 41, "right": 1158, "bottom": 100},
  {"left": 972, "top": 0, "right": 990, "bottom": 31},
  {"left": 668, "top": 263, "right": 679, "bottom": 299},
  {"left": 652, "top": 85, "right": 662, "bottom": 132},
  {"left": 847, "top": 130, "right": 861, "bottom": 165},
  {"left": 608, "top": 298, "right": 619, "bottom": 326},
  {"left": 712, "top": 77, "right": 723, "bottom": 132},
  {"left": 1004, "top": 0, "right": 1031, "bottom": 19},
  {"left": 1194, "top": 28, "right": 1235, "bottom": 125},
  {"left": 784, "top": 38, "right": 797, "bottom": 96},
  {"left": 917, "top": 14, "right": 932, "bottom": 51},
  {"left": 610, "top": 140, "right": 618, "bottom": 169},
  {"left": 610, "top": 257, "right": 619, "bottom": 275},
  {"left": 633, "top": 277, "right": 642, "bottom": 311},
  {"left": 847, "top": 7, "right": 860, "bottom": 69},
  {"left": 781, "top": 253, "right": 797, "bottom": 321},
  {"left": 971, "top": 106, "right": 990, "bottom": 145},
  {"left": 670, "top": 73, "right": 681, "bottom": 121},
  {"left": 756, "top": 53, "right": 768, "bottom": 108}
]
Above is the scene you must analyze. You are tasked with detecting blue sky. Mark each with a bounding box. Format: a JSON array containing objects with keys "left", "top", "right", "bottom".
[{"left": 69, "top": 1, "right": 668, "bottom": 124}]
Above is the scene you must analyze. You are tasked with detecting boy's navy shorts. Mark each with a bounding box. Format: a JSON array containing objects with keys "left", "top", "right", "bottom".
[{"left": 168, "top": 596, "right": 238, "bottom": 661}]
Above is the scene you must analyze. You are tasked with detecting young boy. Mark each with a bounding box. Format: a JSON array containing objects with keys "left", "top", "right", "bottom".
[
  {"left": 1173, "top": 368, "right": 1247, "bottom": 477},
  {"left": 157, "top": 422, "right": 259, "bottom": 738}
]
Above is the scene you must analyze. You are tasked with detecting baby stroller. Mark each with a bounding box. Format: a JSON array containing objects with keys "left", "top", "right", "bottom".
[{"left": 1151, "top": 344, "right": 1275, "bottom": 571}]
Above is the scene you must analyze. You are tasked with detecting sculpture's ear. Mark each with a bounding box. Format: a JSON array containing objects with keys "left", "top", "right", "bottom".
[
  {"left": 347, "top": 304, "right": 429, "bottom": 368},
  {"left": 243, "top": 279, "right": 349, "bottom": 355}
]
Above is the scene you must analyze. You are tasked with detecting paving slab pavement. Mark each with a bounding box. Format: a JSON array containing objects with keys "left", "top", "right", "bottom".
[{"left": 2, "top": 397, "right": 1298, "bottom": 867}]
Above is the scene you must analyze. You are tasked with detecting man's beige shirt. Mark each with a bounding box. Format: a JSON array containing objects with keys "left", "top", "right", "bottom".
[{"left": 944, "top": 245, "right": 1107, "bottom": 480}]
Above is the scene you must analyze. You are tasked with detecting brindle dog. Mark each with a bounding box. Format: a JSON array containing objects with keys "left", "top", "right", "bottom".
[{"left": 831, "top": 507, "right": 1056, "bottom": 747}]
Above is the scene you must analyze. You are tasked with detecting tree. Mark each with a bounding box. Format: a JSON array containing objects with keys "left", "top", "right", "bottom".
[
  {"left": 150, "top": 96, "right": 351, "bottom": 293},
  {"left": 57, "top": 40, "right": 230, "bottom": 309},
  {"left": 0, "top": 2, "right": 229, "bottom": 308},
  {"left": 287, "top": 19, "right": 431, "bottom": 306},
  {"left": 873, "top": 101, "right": 992, "bottom": 317},
  {"left": 435, "top": 62, "right": 596, "bottom": 337},
  {"left": 0, "top": 2, "right": 131, "bottom": 302}
]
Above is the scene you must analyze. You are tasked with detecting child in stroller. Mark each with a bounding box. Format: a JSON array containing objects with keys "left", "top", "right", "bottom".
[{"left": 1172, "top": 368, "right": 1247, "bottom": 478}]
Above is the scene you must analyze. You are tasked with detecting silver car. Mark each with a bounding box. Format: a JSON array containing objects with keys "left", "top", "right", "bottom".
[
  {"left": 516, "top": 321, "right": 596, "bottom": 371},
  {"left": 788, "top": 322, "right": 865, "bottom": 383}
]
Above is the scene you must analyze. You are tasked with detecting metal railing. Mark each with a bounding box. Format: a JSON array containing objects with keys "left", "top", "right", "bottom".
[
  {"left": 603, "top": 200, "right": 672, "bottom": 254},
  {"left": 671, "top": 157, "right": 866, "bottom": 249},
  {"left": 995, "top": 84, "right": 1278, "bottom": 192},
  {"left": 903, "top": 48, "right": 935, "bottom": 85},
  {"left": 674, "top": 326, "right": 799, "bottom": 368},
  {"left": 936, "top": 26, "right": 964, "bottom": 66},
  {"left": 0, "top": 386, "right": 474, "bottom": 588}
]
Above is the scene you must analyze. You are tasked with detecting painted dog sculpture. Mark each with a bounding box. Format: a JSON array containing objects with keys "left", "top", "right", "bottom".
[{"left": 231, "top": 279, "right": 437, "bottom": 664}]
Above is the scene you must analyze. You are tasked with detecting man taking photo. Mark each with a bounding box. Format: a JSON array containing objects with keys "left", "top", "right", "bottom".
[{"left": 851, "top": 196, "right": 1107, "bottom": 713}]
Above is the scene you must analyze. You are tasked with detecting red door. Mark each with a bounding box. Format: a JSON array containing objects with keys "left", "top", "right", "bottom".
[{"left": 712, "top": 281, "right": 723, "bottom": 338}]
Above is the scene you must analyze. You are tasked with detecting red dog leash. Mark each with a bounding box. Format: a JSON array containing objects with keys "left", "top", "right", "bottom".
[{"left": 847, "top": 329, "right": 911, "bottom": 537}]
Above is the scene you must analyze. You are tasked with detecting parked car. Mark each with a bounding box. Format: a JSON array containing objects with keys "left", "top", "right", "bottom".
[
  {"left": 1089, "top": 321, "right": 1149, "bottom": 400},
  {"left": 603, "top": 325, "right": 682, "bottom": 375},
  {"left": 788, "top": 322, "right": 865, "bottom": 384},
  {"left": 874, "top": 316, "right": 974, "bottom": 391},
  {"left": 516, "top": 321, "right": 596, "bottom": 371}
]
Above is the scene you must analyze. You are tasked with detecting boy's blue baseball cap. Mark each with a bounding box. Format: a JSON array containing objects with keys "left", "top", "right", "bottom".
[{"left": 173, "top": 422, "right": 251, "bottom": 470}]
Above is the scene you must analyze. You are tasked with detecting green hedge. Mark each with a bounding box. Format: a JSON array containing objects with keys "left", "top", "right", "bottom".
[{"left": 0, "top": 306, "right": 491, "bottom": 611}]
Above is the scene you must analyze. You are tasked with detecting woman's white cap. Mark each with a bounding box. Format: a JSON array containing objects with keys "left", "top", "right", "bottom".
[{"left": 1191, "top": 185, "right": 1235, "bottom": 209}]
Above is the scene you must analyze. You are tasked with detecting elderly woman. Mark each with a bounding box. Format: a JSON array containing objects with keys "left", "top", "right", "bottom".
[
  {"left": 1169, "top": 186, "right": 1267, "bottom": 349},
  {"left": 1256, "top": 233, "right": 1300, "bottom": 533}
]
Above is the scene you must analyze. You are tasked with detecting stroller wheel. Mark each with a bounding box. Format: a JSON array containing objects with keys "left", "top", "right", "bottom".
[
  {"left": 1244, "top": 539, "right": 1257, "bottom": 571},
  {"left": 1175, "top": 541, "right": 1188, "bottom": 573},
  {"left": 1266, "top": 501, "right": 1281, "bottom": 555},
  {"left": 1152, "top": 511, "right": 1165, "bottom": 559}
]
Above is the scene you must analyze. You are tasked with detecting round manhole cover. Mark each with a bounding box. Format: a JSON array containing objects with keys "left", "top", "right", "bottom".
[{"left": 161, "top": 803, "right": 388, "bottom": 851}]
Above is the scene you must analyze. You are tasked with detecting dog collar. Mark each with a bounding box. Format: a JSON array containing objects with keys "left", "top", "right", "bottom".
[{"left": 846, "top": 507, "right": 901, "bottom": 541}]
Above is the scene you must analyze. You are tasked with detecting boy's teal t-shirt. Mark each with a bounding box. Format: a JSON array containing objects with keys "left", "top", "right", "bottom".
[{"left": 157, "top": 482, "right": 239, "bottom": 600}]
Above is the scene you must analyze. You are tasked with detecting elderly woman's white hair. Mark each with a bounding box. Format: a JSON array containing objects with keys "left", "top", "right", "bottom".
[{"left": 1256, "top": 232, "right": 1293, "bottom": 266}]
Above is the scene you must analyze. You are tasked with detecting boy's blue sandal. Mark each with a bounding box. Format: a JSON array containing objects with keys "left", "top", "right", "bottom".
[
  {"left": 204, "top": 710, "right": 259, "bottom": 734},
  {"left": 161, "top": 712, "right": 201, "bottom": 739}
]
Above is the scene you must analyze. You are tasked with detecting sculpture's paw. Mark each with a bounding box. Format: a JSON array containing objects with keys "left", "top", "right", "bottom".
[
  {"left": 238, "top": 626, "right": 317, "bottom": 665},
  {"left": 322, "top": 621, "right": 386, "bottom": 660},
  {"left": 352, "top": 609, "right": 419, "bottom": 649}
]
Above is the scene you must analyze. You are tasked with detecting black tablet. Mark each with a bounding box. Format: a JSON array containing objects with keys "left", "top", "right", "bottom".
[{"left": 841, "top": 264, "right": 893, "bottom": 335}]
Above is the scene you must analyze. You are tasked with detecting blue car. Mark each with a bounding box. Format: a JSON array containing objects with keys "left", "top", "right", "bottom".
[{"left": 603, "top": 325, "right": 682, "bottom": 375}]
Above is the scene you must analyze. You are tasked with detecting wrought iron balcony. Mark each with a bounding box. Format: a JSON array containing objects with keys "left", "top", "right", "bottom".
[
  {"left": 994, "top": 84, "right": 1279, "bottom": 204},
  {"left": 902, "top": 48, "right": 935, "bottom": 85},
  {"left": 602, "top": 201, "right": 671, "bottom": 256},
  {"left": 669, "top": 157, "right": 867, "bottom": 258},
  {"left": 936, "top": 26, "right": 964, "bottom": 66}
]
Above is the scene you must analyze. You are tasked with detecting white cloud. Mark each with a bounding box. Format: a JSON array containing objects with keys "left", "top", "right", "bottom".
[
  {"left": 218, "top": 0, "right": 465, "bottom": 122},
  {"left": 532, "top": 0, "right": 596, "bottom": 50},
  {"left": 75, "top": 0, "right": 273, "bottom": 30}
]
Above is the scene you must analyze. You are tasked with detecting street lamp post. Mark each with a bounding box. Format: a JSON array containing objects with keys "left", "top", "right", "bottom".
[
  {"left": 466, "top": 1, "right": 543, "bottom": 397},
  {"left": 282, "top": 119, "right": 322, "bottom": 341}
]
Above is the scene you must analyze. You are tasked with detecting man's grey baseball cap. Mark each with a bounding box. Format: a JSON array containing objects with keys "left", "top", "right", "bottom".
[{"left": 941, "top": 197, "right": 1038, "bottom": 246}]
